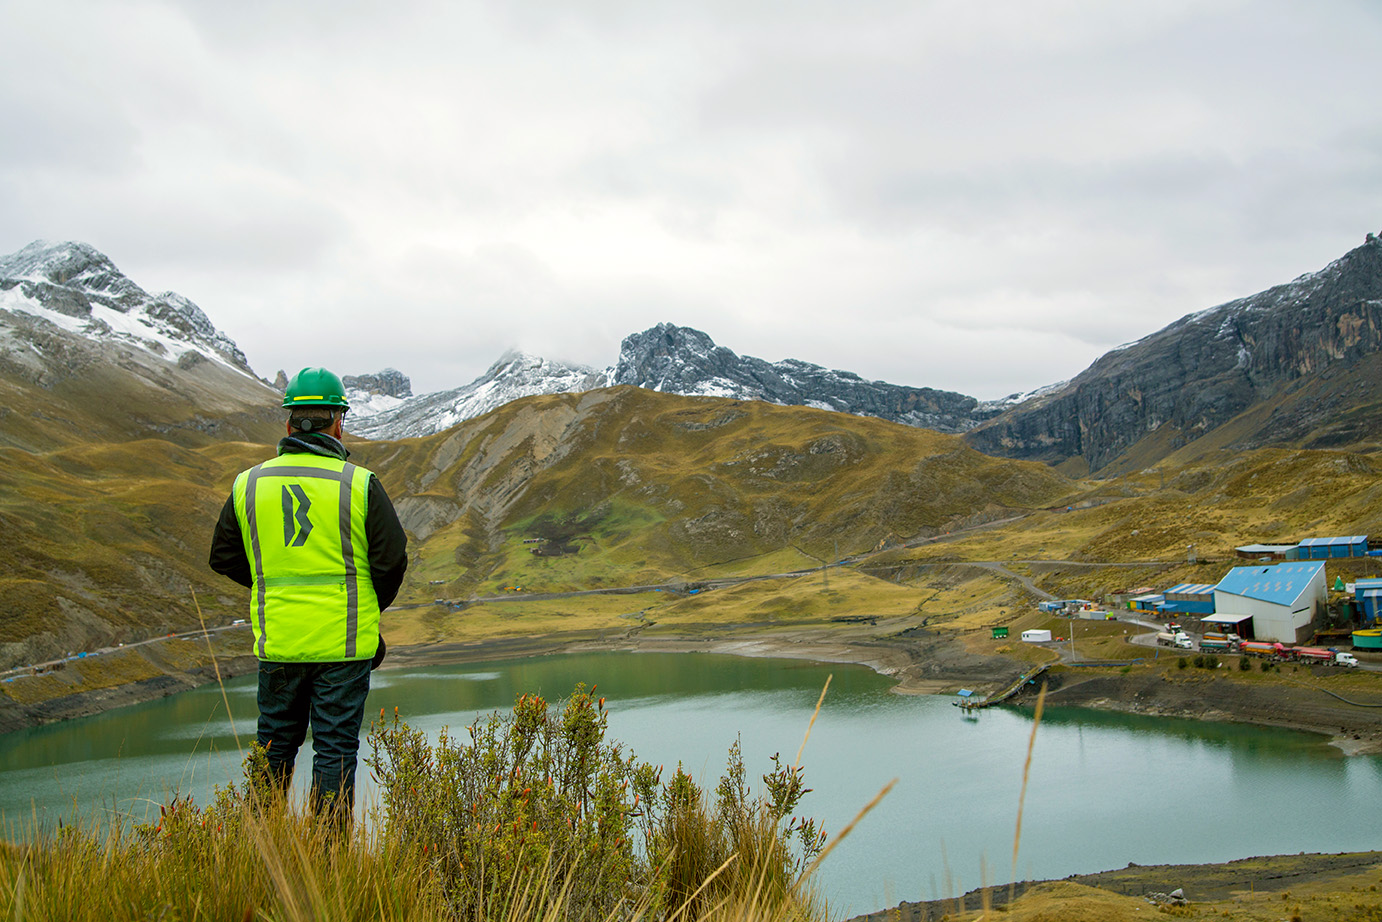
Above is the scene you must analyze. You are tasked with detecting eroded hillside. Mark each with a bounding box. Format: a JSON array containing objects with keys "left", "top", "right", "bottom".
[
  {"left": 1, "top": 387, "right": 1078, "bottom": 669},
  {"left": 351, "top": 387, "right": 1078, "bottom": 603}
]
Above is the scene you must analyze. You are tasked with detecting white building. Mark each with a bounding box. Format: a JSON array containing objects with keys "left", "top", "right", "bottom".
[{"left": 1208, "top": 561, "right": 1327, "bottom": 644}]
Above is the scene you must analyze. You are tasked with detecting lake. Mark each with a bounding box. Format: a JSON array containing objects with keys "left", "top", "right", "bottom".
[{"left": 2, "top": 651, "right": 1381, "bottom": 916}]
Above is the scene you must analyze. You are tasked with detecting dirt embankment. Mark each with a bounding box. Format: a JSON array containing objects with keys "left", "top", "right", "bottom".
[
  {"left": 7, "top": 615, "right": 1382, "bottom": 759},
  {"left": 0, "top": 640, "right": 258, "bottom": 735},
  {"left": 1012, "top": 667, "right": 1382, "bottom": 753},
  {"left": 379, "top": 617, "right": 1382, "bottom": 751},
  {"left": 849, "top": 851, "right": 1382, "bottom": 922}
]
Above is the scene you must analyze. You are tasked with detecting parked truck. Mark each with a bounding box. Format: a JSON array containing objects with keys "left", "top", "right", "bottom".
[
  {"left": 1297, "top": 648, "right": 1361, "bottom": 667},
  {"left": 1239, "top": 641, "right": 1288, "bottom": 659},
  {"left": 1157, "top": 631, "right": 1194, "bottom": 649},
  {"left": 1235, "top": 642, "right": 1360, "bottom": 666},
  {"left": 1201, "top": 632, "right": 1241, "bottom": 652}
]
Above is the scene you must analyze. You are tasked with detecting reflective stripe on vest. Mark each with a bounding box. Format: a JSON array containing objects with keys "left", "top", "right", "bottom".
[{"left": 235, "top": 456, "right": 378, "bottom": 661}]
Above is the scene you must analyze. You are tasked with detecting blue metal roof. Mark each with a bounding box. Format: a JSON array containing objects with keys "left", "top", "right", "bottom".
[
  {"left": 1166, "top": 583, "right": 1216, "bottom": 595},
  {"left": 1214, "top": 561, "right": 1325, "bottom": 606},
  {"left": 1297, "top": 536, "right": 1368, "bottom": 548}
]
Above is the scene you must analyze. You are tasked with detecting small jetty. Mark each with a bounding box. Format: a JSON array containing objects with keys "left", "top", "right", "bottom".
[{"left": 954, "top": 663, "right": 1052, "bottom": 710}]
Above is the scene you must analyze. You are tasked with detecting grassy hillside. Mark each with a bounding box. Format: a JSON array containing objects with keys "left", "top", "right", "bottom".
[
  {"left": 864, "top": 445, "right": 1382, "bottom": 638},
  {"left": 360, "top": 387, "right": 1077, "bottom": 604},
  {"left": 0, "top": 387, "right": 1078, "bottom": 669},
  {"left": 0, "top": 438, "right": 269, "bottom": 668},
  {"left": 0, "top": 342, "right": 283, "bottom": 454},
  {"left": 6, "top": 381, "right": 1382, "bottom": 680}
]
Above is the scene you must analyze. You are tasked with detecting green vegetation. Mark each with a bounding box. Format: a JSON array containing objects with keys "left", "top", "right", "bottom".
[
  {"left": 368, "top": 685, "right": 824, "bottom": 921},
  {"left": 0, "top": 688, "right": 829, "bottom": 922},
  {"left": 10, "top": 385, "right": 1382, "bottom": 724}
]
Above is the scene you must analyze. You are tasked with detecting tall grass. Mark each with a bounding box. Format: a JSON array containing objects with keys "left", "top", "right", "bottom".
[
  {"left": 0, "top": 685, "right": 837, "bottom": 922},
  {"left": 0, "top": 795, "right": 448, "bottom": 921}
]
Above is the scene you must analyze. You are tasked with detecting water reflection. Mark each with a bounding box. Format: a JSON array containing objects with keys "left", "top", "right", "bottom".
[{"left": 0, "top": 651, "right": 1379, "bottom": 916}]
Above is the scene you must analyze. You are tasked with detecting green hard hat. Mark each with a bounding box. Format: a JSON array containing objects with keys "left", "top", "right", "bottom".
[{"left": 282, "top": 367, "right": 350, "bottom": 409}]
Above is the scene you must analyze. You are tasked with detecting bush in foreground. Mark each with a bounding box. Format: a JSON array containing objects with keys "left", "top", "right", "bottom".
[
  {"left": 366, "top": 684, "right": 826, "bottom": 921},
  {"left": 0, "top": 686, "right": 827, "bottom": 922}
]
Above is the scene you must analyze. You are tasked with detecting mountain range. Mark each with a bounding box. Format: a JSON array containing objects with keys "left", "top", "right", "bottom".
[
  {"left": 5, "top": 234, "right": 1382, "bottom": 473},
  {"left": 4, "top": 233, "right": 1382, "bottom": 689},
  {"left": 342, "top": 323, "right": 1016, "bottom": 441},
  {"left": 967, "top": 234, "right": 1382, "bottom": 475},
  {"left": 0, "top": 240, "right": 281, "bottom": 453},
  {"left": 341, "top": 234, "right": 1382, "bottom": 477}
]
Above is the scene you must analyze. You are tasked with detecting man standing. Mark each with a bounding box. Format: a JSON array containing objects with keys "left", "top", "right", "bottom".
[{"left": 209, "top": 366, "right": 408, "bottom": 826}]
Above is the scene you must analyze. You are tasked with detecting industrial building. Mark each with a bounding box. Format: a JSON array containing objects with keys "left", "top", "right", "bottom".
[
  {"left": 1205, "top": 561, "right": 1328, "bottom": 644},
  {"left": 1352, "top": 577, "right": 1382, "bottom": 623},
  {"left": 1160, "top": 583, "right": 1216, "bottom": 615},
  {"left": 1121, "top": 583, "right": 1215, "bottom": 616},
  {"left": 1234, "top": 544, "right": 1298, "bottom": 560},
  {"left": 1295, "top": 536, "right": 1370, "bottom": 559},
  {"left": 1128, "top": 593, "right": 1163, "bottom": 613},
  {"left": 1234, "top": 535, "right": 1371, "bottom": 561}
]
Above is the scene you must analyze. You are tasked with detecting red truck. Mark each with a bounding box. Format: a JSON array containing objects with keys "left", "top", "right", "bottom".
[{"left": 1239, "top": 641, "right": 1287, "bottom": 659}]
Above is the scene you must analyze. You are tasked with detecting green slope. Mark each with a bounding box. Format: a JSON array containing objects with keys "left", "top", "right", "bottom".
[
  {"left": 352, "top": 387, "right": 1079, "bottom": 604},
  {"left": 13, "top": 380, "right": 1381, "bottom": 680},
  {"left": 1, "top": 387, "right": 1081, "bottom": 669}
]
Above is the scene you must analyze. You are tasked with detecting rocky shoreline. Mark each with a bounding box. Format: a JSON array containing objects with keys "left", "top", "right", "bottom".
[
  {"left": 6, "top": 619, "right": 1382, "bottom": 758},
  {"left": 384, "top": 617, "right": 1382, "bottom": 755},
  {"left": 6, "top": 620, "right": 1382, "bottom": 920}
]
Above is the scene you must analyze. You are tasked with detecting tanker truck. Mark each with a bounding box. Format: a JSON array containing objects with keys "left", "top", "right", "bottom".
[
  {"left": 1199, "top": 635, "right": 1237, "bottom": 653},
  {"left": 1297, "top": 648, "right": 1360, "bottom": 667},
  {"left": 1157, "top": 631, "right": 1194, "bottom": 649},
  {"left": 1239, "top": 641, "right": 1288, "bottom": 659}
]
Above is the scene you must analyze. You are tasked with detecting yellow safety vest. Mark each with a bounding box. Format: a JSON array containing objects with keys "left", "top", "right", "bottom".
[{"left": 232, "top": 454, "right": 380, "bottom": 662}]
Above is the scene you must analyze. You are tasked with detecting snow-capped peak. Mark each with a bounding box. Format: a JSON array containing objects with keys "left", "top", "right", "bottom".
[
  {"left": 346, "top": 350, "right": 607, "bottom": 440},
  {"left": 0, "top": 240, "right": 253, "bottom": 376}
]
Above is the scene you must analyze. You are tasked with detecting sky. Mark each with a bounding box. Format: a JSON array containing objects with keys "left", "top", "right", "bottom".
[{"left": 3, "top": 0, "right": 1381, "bottom": 400}]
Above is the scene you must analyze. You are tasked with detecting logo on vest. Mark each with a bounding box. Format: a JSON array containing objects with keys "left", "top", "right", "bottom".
[{"left": 281, "top": 484, "right": 313, "bottom": 546}]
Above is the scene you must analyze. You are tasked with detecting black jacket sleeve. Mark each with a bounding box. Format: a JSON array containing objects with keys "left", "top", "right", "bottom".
[
  {"left": 208, "top": 494, "right": 253, "bottom": 588},
  {"left": 366, "top": 475, "right": 408, "bottom": 610}
]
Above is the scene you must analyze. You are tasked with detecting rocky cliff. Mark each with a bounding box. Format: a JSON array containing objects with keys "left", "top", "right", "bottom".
[
  {"left": 966, "top": 235, "right": 1382, "bottom": 472},
  {"left": 0, "top": 240, "right": 281, "bottom": 450},
  {"left": 608, "top": 323, "right": 1005, "bottom": 432}
]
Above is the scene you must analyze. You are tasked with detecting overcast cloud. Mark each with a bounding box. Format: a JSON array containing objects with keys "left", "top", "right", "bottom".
[{"left": 3, "top": 0, "right": 1380, "bottom": 399}]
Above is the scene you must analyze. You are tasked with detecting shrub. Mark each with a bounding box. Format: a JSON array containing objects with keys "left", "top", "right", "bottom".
[
  {"left": 4, "top": 745, "right": 449, "bottom": 922},
  {"left": 365, "top": 684, "right": 826, "bottom": 921},
  {"left": 0, "top": 694, "right": 829, "bottom": 922},
  {"left": 1239, "top": 656, "right": 1252, "bottom": 671},
  {"left": 1201, "top": 655, "right": 1219, "bottom": 670},
  {"left": 1192, "top": 655, "right": 1205, "bottom": 669},
  {"left": 1177, "top": 657, "right": 1188, "bottom": 669}
]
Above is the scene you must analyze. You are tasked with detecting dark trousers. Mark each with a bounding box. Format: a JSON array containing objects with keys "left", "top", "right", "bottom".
[{"left": 256, "top": 659, "right": 371, "bottom": 822}]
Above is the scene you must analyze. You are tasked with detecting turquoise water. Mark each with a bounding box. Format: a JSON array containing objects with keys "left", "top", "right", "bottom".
[{"left": 2, "top": 651, "right": 1380, "bottom": 915}]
